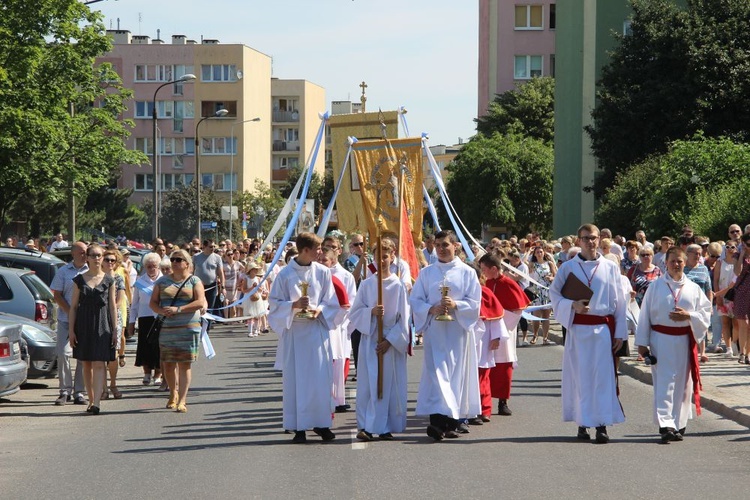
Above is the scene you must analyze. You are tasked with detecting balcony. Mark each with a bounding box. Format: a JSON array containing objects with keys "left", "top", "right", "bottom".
[
  {"left": 272, "top": 169, "right": 290, "bottom": 182},
  {"left": 272, "top": 110, "right": 299, "bottom": 122},
  {"left": 272, "top": 140, "right": 300, "bottom": 152}
]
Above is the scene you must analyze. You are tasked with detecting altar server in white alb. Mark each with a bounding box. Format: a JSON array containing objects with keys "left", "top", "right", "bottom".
[
  {"left": 318, "top": 240, "right": 356, "bottom": 413},
  {"left": 550, "top": 223, "right": 628, "bottom": 444},
  {"left": 635, "top": 246, "right": 711, "bottom": 443},
  {"left": 348, "top": 238, "right": 410, "bottom": 441},
  {"left": 411, "top": 230, "right": 482, "bottom": 441},
  {"left": 268, "top": 232, "right": 342, "bottom": 444}
]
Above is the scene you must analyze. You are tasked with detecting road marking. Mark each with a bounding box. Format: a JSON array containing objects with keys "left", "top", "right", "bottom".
[{"left": 351, "top": 429, "right": 368, "bottom": 450}]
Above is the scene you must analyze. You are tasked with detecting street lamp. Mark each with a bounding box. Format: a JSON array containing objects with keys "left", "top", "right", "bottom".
[
  {"left": 229, "top": 117, "right": 261, "bottom": 241},
  {"left": 151, "top": 73, "right": 196, "bottom": 240},
  {"left": 196, "top": 108, "right": 230, "bottom": 241}
]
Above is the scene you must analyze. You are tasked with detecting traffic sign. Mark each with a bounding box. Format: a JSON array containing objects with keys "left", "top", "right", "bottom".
[{"left": 201, "top": 221, "right": 218, "bottom": 230}]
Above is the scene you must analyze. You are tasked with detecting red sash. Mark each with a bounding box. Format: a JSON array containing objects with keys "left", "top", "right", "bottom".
[
  {"left": 572, "top": 314, "right": 621, "bottom": 398},
  {"left": 651, "top": 324, "right": 701, "bottom": 416}
]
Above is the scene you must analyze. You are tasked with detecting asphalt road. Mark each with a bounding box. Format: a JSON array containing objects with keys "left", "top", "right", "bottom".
[{"left": 2, "top": 323, "right": 750, "bottom": 500}]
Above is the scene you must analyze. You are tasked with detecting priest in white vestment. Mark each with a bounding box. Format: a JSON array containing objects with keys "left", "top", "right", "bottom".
[
  {"left": 348, "top": 239, "right": 410, "bottom": 440},
  {"left": 635, "top": 246, "right": 711, "bottom": 443},
  {"left": 550, "top": 224, "right": 627, "bottom": 444},
  {"left": 268, "top": 233, "right": 342, "bottom": 444},
  {"left": 411, "top": 230, "right": 481, "bottom": 441}
]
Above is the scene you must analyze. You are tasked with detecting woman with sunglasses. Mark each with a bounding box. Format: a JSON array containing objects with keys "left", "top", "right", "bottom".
[
  {"left": 68, "top": 243, "right": 118, "bottom": 415},
  {"left": 150, "top": 249, "right": 206, "bottom": 412},
  {"left": 714, "top": 241, "right": 739, "bottom": 357},
  {"left": 628, "top": 247, "right": 661, "bottom": 307},
  {"left": 101, "top": 249, "right": 127, "bottom": 399}
]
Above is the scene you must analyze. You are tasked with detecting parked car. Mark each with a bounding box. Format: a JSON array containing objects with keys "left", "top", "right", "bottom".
[
  {"left": 0, "top": 312, "right": 57, "bottom": 378},
  {"left": 52, "top": 245, "right": 145, "bottom": 274},
  {"left": 0, "top": 267, "right": 57, "bottom": 332},
  {"left": 0, "top": 318, "right": 27, "bottom": 397},
  {"left": 0, "top": 247, "right": 65, "bottom": 287}
]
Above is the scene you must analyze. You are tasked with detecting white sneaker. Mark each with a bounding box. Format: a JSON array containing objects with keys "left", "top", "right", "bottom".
[
  {"left": 153, "top": 376, "right": 163, "bottom": 386},
  {"left": 142, "top": 374, "right": 152, "bottom": 386},
  {"left": 724, "top": 348, "right": 735, "bottom": 358}
]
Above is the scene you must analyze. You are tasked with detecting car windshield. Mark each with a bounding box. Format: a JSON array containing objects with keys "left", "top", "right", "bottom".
[{"left": 20, "top": 273, "right": 54, "bottom": 301}]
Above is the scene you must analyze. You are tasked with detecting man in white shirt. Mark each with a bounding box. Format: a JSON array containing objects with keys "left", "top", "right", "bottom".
[{"left": 49, "top": 233, "right": 69, "bottom": 251}]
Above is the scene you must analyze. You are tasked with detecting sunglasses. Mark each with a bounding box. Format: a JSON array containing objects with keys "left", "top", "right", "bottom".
[
  {"left": 170, "top": 257, "right": 185, "bottom": 263},
  {"left": 727, "top": 245, "right": 737, "bottom": 249},
  {"left": 731, "top": 230, "right": 741, "bottom": 233},
  {"left": 639, "top": 253, "right": 652, "bottom": 257},
  {"left": 709, "top": 254, "right": 721, "bottom": 258},
  {"left": 103, "top": 258, "right": 117, "bottom": 263},
  {"left": 352, "top": 242, "right": 365, "bottom": 247}
]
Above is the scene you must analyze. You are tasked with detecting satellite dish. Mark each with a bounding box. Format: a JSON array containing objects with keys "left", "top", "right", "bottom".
[{"left": 236, "top": 70, "right": 243, "bottom": 80}]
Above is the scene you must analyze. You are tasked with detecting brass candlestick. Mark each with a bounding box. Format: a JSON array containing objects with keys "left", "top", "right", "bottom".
[
  {"left": 435, "top": 284, "right": 454, "bottom": 321},
  {"left": 295, "top": 281, "right": 315, "bottom": 319}
]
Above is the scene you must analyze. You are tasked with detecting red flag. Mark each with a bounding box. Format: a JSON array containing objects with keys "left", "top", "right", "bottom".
[{"left": 399, "top": 194, "right": 420, "bottom": 281}]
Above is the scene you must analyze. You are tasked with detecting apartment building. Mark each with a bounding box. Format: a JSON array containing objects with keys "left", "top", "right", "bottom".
[{"left": 478, "top": 0, "right": 556, "bottom": 117}]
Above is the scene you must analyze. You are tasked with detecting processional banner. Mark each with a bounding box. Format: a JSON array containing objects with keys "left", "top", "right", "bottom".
[{"left": 351, "top": 138, "right": 424, "bottom": 244}]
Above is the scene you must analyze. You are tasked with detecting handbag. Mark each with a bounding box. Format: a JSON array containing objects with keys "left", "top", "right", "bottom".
[
  {"left": 725, "top": 268, "right": 748, "bottom": 302},
  {"left": 147, "top": 276, "right": 193, "bottom": 344}
]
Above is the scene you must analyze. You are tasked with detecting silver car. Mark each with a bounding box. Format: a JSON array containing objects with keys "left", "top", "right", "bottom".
[
  {"left": 0, "top": 318, "right": 27, "bottom": 397},
  {"left": 0, "top": 267, "right": 57, "bottom": 332}
]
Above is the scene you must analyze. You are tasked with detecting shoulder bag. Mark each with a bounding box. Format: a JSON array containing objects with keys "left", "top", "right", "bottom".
[{"left": 147, "top": 275, "right": 193, "bottom": 345}]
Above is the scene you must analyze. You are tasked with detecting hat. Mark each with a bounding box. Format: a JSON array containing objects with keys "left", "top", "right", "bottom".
[
  {"left": 121, "top": 248, "right": 130, "bottom": 255},
  {"left": 246, "top": 261, "right": 261, "bottom": 271},
  {"left": 553, "top": 243, "right": 562, "bottom": 250},
  {"left": 26, "top": 239, "right": 36, "bottom": 248}
]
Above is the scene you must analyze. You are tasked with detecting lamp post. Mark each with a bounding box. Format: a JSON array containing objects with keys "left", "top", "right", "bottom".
[
  {"left": 195, "top": 108, "right": 230, "bottom": 241},
  {"left": 229, "top": 117, "right": 261, "bottom": 242},
  {"left": 151, "top": 73, "right": 195, "bottom": 240}
]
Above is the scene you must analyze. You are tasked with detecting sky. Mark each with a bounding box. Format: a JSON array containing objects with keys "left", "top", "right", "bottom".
[{"left": 90, "top": 0, "right": 480, "bottom": 147}]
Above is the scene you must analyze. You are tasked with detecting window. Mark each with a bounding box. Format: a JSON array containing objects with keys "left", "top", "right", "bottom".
[
  {"left": 623, "top": 19, "right": 633, "bottom": 36},
  {"left": 549, "top": 4, "right": 556, "bottom": 30},
  {"left": 173, "top": 65, "right": 194, "bottom": 95},
  {"left": 276, "top": 156, "right": 299, "bottom": 170},
  {"left": 550, "top": 54, "right": 556, "bottom": 77},
  {"left": 174, "top": 155, "right": 184, "bottom": 168},
  {"left": 161, "top": 173, "right": 194, "bottom": 189},
  {"left": 134, "top": 101, "right": 153, "bottom": 119},
  {"left": 515, "top": 5, "right": 543, "bottom": 29},
  {"left": 135, "top": 101, "right": 180, "bottom": 119},
  {"left": 514, "top": 55, "right": 543, "bottom": 79},
  {"left": 200, "top": 100, "right": 236, "bottom": 118},
  {"left": 201, "top": 64, "right": 237, "bottom": 82},
  {"left": 135, "top": 137, "right": 153, "bottom": 155},
  {"left": 157, "top": 101, "right": 174, "bottom": 119},
  {"left": 200, "top": 137, "right": 237, "bottom": 155},
  {"left": 134, "top": 174, "right": 154, "bottom": 191},
  {"left": 134, "top": 64, "right": 174, "bottom": 82}
]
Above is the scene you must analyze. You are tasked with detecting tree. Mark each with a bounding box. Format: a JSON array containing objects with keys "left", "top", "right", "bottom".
[
  {"left": 587, "top": 0, "right": 750, "bottom": 197},
  {"left": 442, "top": 133, "right": 553, "bottom": 237},
  {"left": 595, "top": 135, "right": 750, "bottom": 239},
  {"left": 147, "top": 183, "right": 223, "bottom": 244},
  {"left": 0, "top": 0, "right": 145, "bottom": 233},
  {"left": 280, "top": 165, "right": 334, "bottom": 225},
  {"left": 475, "top": 77, "right": 555, "bottom": 144},
  {"left": 234, "top": 179, "right": 285, "bottom": 239}
]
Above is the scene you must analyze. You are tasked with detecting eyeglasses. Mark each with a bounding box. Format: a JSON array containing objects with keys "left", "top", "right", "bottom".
[
  {"left": 730, "top": 230, "right": 741, "bottom": 234},
  {"left": 580, "top": 236, "right": 599, "bottom": 242},
  {"left": 639, "top": 253, "right": 652, "bottom": 257},
  {"left": 103, "top": 258, "right": 117, "bottom": 263},
  {"left": 352, "top": 242, "right": 365, "bottom": 247},
  {"left": 727, "top": 245, "right": 737, "bottom": 249},
  {"left": 709, "top": 254, "right": 721, "bottom": 259},
  {"left": 87, "top": 253, "right": 103, "bottom": 258},
  {"left": 170, "top": 257, "right": 185, "bottom": 263},
  {"left": 240, "top": 251, "right": 247, "bottom": 255}
]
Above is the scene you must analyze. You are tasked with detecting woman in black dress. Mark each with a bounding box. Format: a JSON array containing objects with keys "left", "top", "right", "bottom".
[{"left": 68, "top": 243, "right": 118, "bottom": 415}]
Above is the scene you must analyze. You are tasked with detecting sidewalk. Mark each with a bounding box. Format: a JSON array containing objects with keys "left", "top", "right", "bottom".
[{"left": 543, "top": 322, "right": 750, "bottom": 428}]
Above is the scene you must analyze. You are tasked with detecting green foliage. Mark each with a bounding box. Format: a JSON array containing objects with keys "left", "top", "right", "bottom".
[
  {"left": 280, "top": 165, "right": 334, "bottom": 229},
  {"left": 596, "top": 135, "right": 750, "bottom": 239},
  {"left": 80, "top": 187, "right": 147, "bottom": 239},
  {"left": 689, "top": 180, "right": 750, "bottom": 241},
  {"left": 0, "top": 0, "right": 146, "bottom": 233},
  {"left": 476, "top": 77, "right": 555, "bottom": 144},
  {"left": 587, "top": 0, "right": 750, "bottom": 198},
  {"left": 144, "top": 183, "right": 223, "bottom": 244},
  {"left": 442, "top": 133, "right": 553, "bottom": 237},
  {"left": 234, "top": 179, "right": 286, "bottom": 239}
]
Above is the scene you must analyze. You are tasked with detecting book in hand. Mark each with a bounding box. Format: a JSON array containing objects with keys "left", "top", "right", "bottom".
[{"left": 560, "top": 273, "right": 594, "bottom": 302}]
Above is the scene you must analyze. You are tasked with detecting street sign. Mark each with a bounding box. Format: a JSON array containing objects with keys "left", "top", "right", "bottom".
[{"left": 201, "top": 221, "right": 218, "bottom": 230}]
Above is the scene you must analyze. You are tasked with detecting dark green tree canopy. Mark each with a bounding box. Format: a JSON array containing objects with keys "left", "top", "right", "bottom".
[
  {"left": 0, "top": 0, "right": 145, "bottom": 233},
  {"left": 443, "top": 133, "right": 553, "bottom": 237},
  {"left": 476, "top": 76, "right": 555, "bottom": 144},
  {"left": 587, "top": 0, "right": 750, "bottom": 197}
]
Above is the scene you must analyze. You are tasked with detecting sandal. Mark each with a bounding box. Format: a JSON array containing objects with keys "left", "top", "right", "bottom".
[
  {"left": 699, "top": 355, "right": 709, "bottom": 364},
  {"left": 101, "top": 389, "right": 109, "bottom": 400},
  {"left": 176, "top": 403, "right": 187, "bottom": 413},
  {"left": 118, "top": 355, "right": 126, "bottom": 368},
  {"left": 110, "top": 387, "right": 123, "bottom": 399},
  {"left": 529, "top": 336, "right": 538, "bottom": 345},
  {"left": 543, "top": 339, "right": 556, "bottom": 346}
]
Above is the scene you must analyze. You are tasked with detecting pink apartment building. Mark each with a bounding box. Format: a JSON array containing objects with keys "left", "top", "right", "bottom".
[{"left": 478, "top": 1, "right": 556, "bottom": 117}]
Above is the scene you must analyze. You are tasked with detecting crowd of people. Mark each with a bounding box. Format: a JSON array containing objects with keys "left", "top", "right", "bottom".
[{"left": 41, "top": 219, "right": 749, "bottom": 445}]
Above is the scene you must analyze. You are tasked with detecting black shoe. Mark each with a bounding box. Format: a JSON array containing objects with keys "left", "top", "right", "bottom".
[
  {"left": 378, "top": 433, "right": 394, "bottom": 440},
  {"left": 661, "top": 429, "right": 678, "bottom": 443},
  {"left": 577, "top": 426, "right": 590, "bottom": 440},
  {"left": 678, "top": 427, "right": 686, "bottom": 437},
  {"left": 426, "top": 425, "right": 444, "bottom": 441},
  {"left": 292, "top": 431, "right": 307, "bottom": 444},
  {"left": 356, "top": 430, "right": 373, "bottom": 442},
  {"left": 334, "top": 405, "right": 348, "bottom": 413},
  {"left": 481, "top": 415, "right": 491, "bottom": 423},
  {"left": 595, "top": 426, "right": 609, "bottom": 444},
  {"left": 467, "top": 417, "right": 484, "bottom": 426},
  {"left": 90, "top": 405, "right": 100, "bottom": 415},
  {"left": 457, "top": 422, "right": 470, "bottom": 434},
  {"left": 444, "top": 430, "right": 460, "bottom": 439},
  {"left": 73, "top": 394, "right": 87, "bottom": 405},
  {"left": 313, "top": 427, "right": 336, "bottom": 441},
  {"left": 497, "top": 399, "right": 512, "bottom": 416}
]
